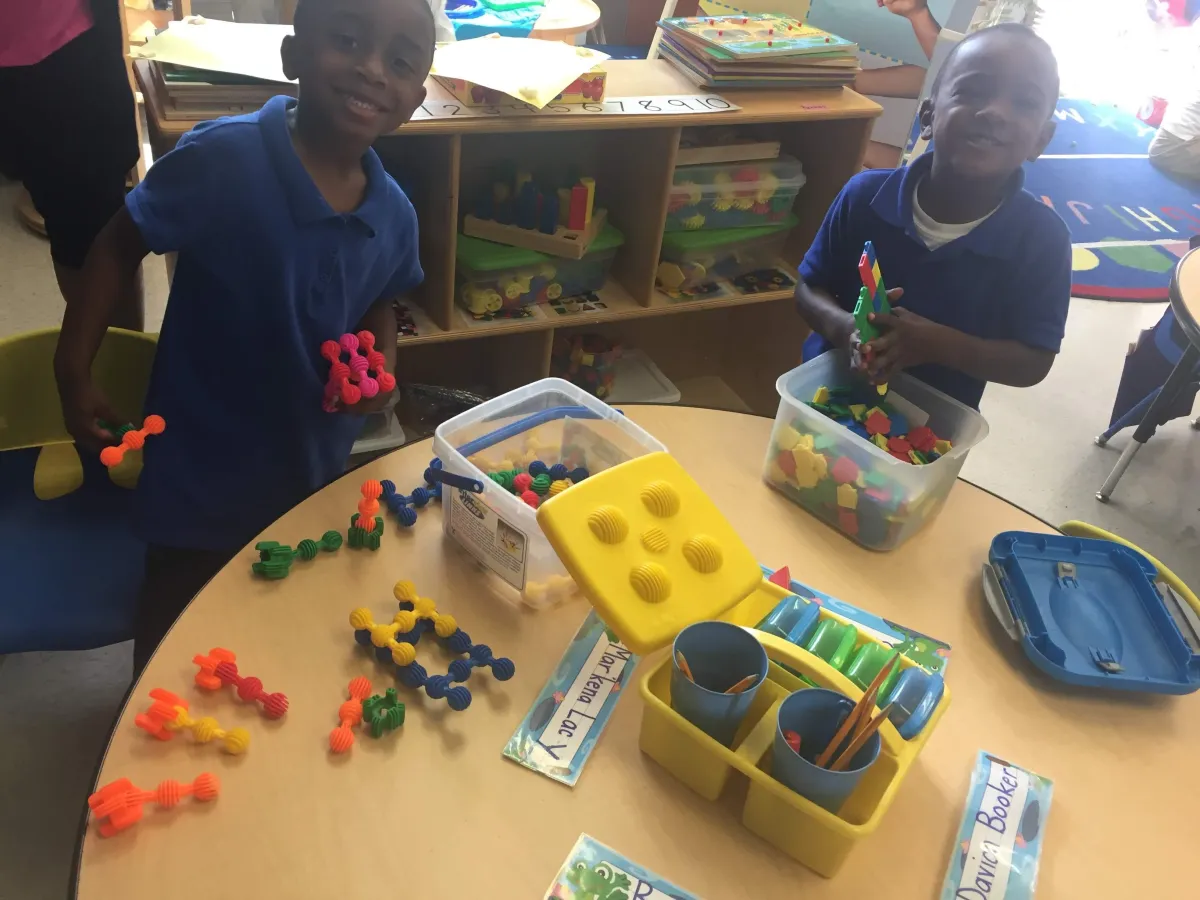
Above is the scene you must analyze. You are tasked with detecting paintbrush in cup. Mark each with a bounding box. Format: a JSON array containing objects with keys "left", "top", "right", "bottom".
[
  {"left": 830, "top": 703, "right": 894, "bottom": 772},
  {"left": 814, "top": 654, "right": 899, "bottom": 769}
]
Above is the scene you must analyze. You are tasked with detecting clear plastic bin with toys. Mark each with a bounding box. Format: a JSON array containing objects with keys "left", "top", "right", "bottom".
[
  {"left": 665, "top": 155, "right": 805, "bottom": 232},
  {"left": 432, "top": 378, "right": 666, "bottom": 608},
  {"left": 455, "top": 224, "right": 625, "bottom": 317},
  {"left": 656, "top": 215, "right": 797, "bottom": 293},
  {"left": 763, "top": 352, "right": 989, "bottom": 551}
]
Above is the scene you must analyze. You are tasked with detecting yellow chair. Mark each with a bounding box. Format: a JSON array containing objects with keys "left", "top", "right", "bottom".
[
  {"left": 0, "top": 327, "right": 158, "bottom": 498},
  {"left": 0, "top": 328, "right": 158, "bottom": 653}
]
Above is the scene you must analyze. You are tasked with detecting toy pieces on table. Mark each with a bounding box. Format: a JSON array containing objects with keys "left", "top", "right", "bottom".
[
  {"left": 362, "top": 688, "right": 406, "bottom": 737},
  {"left": 88, "top": 773, "right": 219, "bottom": 837},
  {"left": 134, "top": 688, "right": 250, "bottom": 754},
  {"left": 193, "top": 647, "right": 289, "bottom": 718},
  {"left": 98, "top": 414, "right": 165, "bottom": 468},
  {"left": 464, "top": 166, "right": 605, "bottom": 260},
  {"left": 320, "top": 331, "right": 396, "bottom": 412},
  {"left": 350, "top": 580, "right": 515, "bottom": 712},
  {"left": 330, "top": 676, "right": 372, "bottom": 753},
  {"left": 551, "top": 333, "right": 621, "bottom": 400},
  {"left": 379, "top": 457, "right": 446, "bottom": 528},
  {"left": 252, "top": 530, "right": 342, "bottom": 579}
]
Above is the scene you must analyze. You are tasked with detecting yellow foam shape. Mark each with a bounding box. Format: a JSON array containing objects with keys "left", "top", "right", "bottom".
[
  {"left": 630, "top": 562, "right": 671, "bottom": 603},
  {"left": 641, "top": 480, "right": 681, "bottom": 517},
  {"left": 32, "top": 443, "right": 84, "bottom": 500},
  {"left": 836, "top": 483, "right": 858, "bottom": 510},
  {"left": 773, "top": 424, "right": 803, "bottom": 451},
  {"left": 537, "top": 452, "right": 762, "bottom": 655},
  {"left": 641, "top": 527, "right": 669, "bottom": 553},
  {"left": 588, "top": 505, "right": 629, "bottom": 543},
  {"left": 682, "top": 535, "right": 722, "bottom": 573}
]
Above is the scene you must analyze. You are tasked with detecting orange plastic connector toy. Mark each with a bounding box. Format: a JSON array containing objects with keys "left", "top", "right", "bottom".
[
  {"left": 329, "top": 676, "right": 372, "bottom": 753},
  {"left": 193, "top": 647, "right": 289, "bottom": 718},
  {"left": 99, "top": 414, "right": 166, "bottom": 468},
  {"left": 134, "top": 688, "right": 250, "bottom": 754},
  {"left": 358, "top": 480, "right": 382, "bottom": 532},
  {"left": 88, "top": 773, "right": 219, "bottom": 837}
]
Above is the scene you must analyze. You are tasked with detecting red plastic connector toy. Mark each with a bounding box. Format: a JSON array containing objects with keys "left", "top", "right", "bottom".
[
  {"left": 88, "top": 773, "right": 219, "bottom": 837},
  {"left": 99, "top": 414, "right": 166, "bottom": 468},
  {"left": 193, "top": 647, "right": 289, "bottom": 718},
  {"left": 320, "top": 331, "right": 396, "bottom": 412},
  {"left": 329, "top": 676, "right": 372, "bottom": 753}
]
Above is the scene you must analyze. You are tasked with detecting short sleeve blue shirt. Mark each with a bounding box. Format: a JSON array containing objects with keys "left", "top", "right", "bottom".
[
  {"left": 126, "top": 95, "right": 422, "bottom": 551},
  {"left": 799, "top": 152, "right": 1072, "bottom": 409}
]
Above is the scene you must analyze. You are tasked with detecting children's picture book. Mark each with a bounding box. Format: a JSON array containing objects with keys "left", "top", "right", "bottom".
[
  {"left": 660, "top": 14, "right": 857, "bottom": 59},
  {"left": 545, "top": 834, "right": 702, "bottom": 900},
  {"left": 504, "top": 611, "right": 637, "bottom": 786},
  {"left": 765, "top": 565, "right": 951, "bottom": 673}
]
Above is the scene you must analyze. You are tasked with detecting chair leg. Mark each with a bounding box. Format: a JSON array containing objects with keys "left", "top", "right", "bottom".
[
  {"left": 1096, "top": 387, "right": 1162, "bottom": 447},
  {"left": 1097, "top": 344, "right": 1200, "bottom": 502}
]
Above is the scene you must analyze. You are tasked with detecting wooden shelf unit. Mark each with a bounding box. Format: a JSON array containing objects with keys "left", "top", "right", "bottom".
[{"left": 135, "top": 59, "right": 881, "bottom": 414}]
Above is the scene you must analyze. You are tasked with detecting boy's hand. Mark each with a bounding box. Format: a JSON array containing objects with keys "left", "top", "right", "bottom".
[
  {"left": 880, "top": 0, "right": 929, "bottom": 17},
  {"left": 864, "top": 305, "right": 948, "bottom": 383},
  {"left": 59, "top": 379, "right": 123, "bottom": 452},
  {"left": 850, "top": 287, "right": 904, "bottom": 374}
]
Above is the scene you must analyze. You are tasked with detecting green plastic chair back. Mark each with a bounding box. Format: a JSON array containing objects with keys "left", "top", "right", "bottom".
[{"left": 0, "top": 327, "right": 158, "bottom": 452}]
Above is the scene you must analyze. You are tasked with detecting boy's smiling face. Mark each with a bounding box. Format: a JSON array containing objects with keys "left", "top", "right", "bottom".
[
  {"left": 282, "top": 0, "right": 434, "bottom": 143},
  {"left": 920, "top": 28, "right": 1058, "bottom": 182}
]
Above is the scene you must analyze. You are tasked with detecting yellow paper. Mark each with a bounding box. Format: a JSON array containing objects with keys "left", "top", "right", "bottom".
[
  {"left": 431, "top": 35, "right": 608, "bottom": 109},
  {"left": 132, "top": 17, "right": 293, "bottom": 83}
]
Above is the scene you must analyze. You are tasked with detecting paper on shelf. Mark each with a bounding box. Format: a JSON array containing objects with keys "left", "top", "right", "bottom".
[
  {"left": 431, "top": 35, "right": 608, "bottom": 109},
  {"left": 132, "top": 17, "right": 293, "bottom": 84}
]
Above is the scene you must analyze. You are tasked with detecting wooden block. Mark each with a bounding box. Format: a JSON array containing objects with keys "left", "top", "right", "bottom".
[{"left": 463, "top": 208, "right": 608, "bottom": 260}]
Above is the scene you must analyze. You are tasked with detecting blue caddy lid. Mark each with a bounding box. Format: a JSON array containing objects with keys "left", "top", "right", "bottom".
[{"left": 983, "top": 531, "right": 1200, "bottom": 695}]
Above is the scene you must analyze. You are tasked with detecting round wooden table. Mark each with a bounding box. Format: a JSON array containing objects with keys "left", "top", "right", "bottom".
[{"left": 74, "top": 406, "right": 1197, "bottom": 899}]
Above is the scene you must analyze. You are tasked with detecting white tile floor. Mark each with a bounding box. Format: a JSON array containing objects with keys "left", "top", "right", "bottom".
[{"left": 1, "top": 178, "right": 1196, "bottom": 898}]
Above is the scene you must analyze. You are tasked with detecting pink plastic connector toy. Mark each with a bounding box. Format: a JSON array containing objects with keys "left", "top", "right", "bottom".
[{"left": 321, "top": 331, "right": 395, "bottom": 411}]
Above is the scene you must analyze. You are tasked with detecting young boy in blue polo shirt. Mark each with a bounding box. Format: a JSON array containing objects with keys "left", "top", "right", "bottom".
[
  {"left": 796, "top": 24, "right": 1071, "bottom": 409},
  {"left": 53, "top": 0, "right": 436, "bottom": 671}
]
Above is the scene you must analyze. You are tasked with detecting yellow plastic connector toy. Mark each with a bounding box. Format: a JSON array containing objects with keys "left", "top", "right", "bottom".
[
  {"left": 350, "top": 581, "right": 458, "bottom": 665},
  {"left": 134, "top": 688, "right": 250, "bottom": 754},
  {"left": 537, "top": 452, "right": 761, "bottom": 655}
]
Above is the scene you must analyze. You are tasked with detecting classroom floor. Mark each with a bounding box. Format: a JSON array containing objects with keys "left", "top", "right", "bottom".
[{"left": 2, "top": 176, "right": 1198, "bottom": 898}]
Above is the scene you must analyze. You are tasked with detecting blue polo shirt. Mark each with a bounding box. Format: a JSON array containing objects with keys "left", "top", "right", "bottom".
[
  {"left": 799, "top": 152, "right": 1071, "bottom": 409},
  {"left": 127, "top": 95, "right": 422, "bottom": 551}
]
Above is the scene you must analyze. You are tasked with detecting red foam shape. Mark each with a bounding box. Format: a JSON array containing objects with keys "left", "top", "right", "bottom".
[
  {"left": 864, "top": 411, "right": 891, "bottom": 436},
  {"left": 907, "top": 425, "right": 937, "bottom": 453},
  {"left": 887, "top": 436, "right": 912, "bottom": 454},
  {"left": 837, "top": 509, "right": 859, "bottom": 535},
  {"left": 830, "top": 457, "right": 859, "bottom": 485},
  {"left": 776, "top": 450, "right": 796, "bottom": 478},
  {"left": 768, "top": 566, "right": 791, "bottom": 589}
]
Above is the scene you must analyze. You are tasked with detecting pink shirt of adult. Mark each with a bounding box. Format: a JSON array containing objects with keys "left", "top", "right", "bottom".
[{"left": 0, "top": 0, "right": 93, "bottom": 68}]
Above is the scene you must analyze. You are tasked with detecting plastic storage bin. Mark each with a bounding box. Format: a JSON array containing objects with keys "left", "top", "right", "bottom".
[
  {"left": 455, "top": 224, "right": 624, "bottom": 316},
  {"left": 657, "top": 215, "right": 797, "bottom": 292},
  {"left": 665, "top": 155, "right": 805, "bottom": 231},
  {"left": 763, "top": 351, "right": 988, "bottom": 550},
  {"left": 432, "top": 378, "right": 666, "bottom": 608}
]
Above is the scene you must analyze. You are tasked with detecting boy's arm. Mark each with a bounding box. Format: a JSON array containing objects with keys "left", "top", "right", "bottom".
[
  {"left": 883, "top": 0, "right": 941, "bottom": 60},
  {"left": 54, "top": 209, "right": 151, "bottom": 449},
  {"left": 795, "top": 279, "right": 858, "bottom": 353}
]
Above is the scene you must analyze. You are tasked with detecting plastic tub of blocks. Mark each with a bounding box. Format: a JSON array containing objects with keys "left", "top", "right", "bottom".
[
  {"left": 433, "top": 378, "right": 667, "bottom": 608},
  {"left": 657, "top": 215, "right": 797, "bottom": 292},
  {"left": 455, "top": 224, "right": 624, "bottom": 317},
  {"left": 665, "top": 155, "right": 805, "bottom": 231},
  {"left": 763, "top": 351, "right": 989, "bottom": 551}
]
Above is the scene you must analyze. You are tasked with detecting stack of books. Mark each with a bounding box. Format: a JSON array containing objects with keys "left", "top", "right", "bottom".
[{"left": 657, "top": 14, "right": 859, "bottom": 90}]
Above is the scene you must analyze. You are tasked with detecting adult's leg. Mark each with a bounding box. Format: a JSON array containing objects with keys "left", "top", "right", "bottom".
[
  {"left": 133, "top": 545, "right": 233, "bottom": 677},
  {"left": 11, "top": 3, "right": 144, "bottom": 329},
  {"left": 1149, "top": 129, "right": 1200, "bottom": 181}
]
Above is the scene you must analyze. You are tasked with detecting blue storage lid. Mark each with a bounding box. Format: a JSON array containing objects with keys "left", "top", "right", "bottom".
[{"left": 983, "top": 532, "right": 1200, "bottom": 695}]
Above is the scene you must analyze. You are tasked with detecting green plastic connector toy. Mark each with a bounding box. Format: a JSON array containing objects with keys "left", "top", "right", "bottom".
[
  {"left": 252, "top": 530, "right": 343, "bottom": 579},
  {"left": 854, "top": 241, "right": 892, "bottom": 395},
  {"left": 348, "top": 513, "right": 384, "bottom": 550},
  {"left": 363, "top": 688, "right": 405, "bottom": 737}
]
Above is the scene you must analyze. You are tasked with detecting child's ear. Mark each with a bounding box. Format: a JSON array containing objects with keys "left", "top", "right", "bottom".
[
  {"left": 280, "top": 35, "right": 298, "bottom": 81},
  {"left": 918, "top": 98, "right": 934, "bottom": 140},
  {"left": 1027, "top": 120, "right": 1056, "bottom": 162}
]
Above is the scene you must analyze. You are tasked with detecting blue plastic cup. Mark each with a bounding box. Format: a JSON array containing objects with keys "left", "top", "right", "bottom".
[
  {"left": 773, "top": 688, "right": 881, "bottom": 813},
  {"left": 670, "top": 621, "right": 768, "bottom": 746}
]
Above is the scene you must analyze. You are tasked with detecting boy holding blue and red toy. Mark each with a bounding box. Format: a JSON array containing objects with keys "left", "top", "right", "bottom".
[{"left": 795, "top": 24, "right": 1072, "bottom": 409}]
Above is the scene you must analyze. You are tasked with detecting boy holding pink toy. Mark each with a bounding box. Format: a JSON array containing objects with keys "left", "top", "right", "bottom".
[{"left": 52, "top": 0, "right": 436, "bottom": 673}]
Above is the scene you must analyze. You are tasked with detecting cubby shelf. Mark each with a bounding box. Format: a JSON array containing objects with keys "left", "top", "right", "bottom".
[{"left": 136, "top": 59, "right": 881, "bottom": 414}]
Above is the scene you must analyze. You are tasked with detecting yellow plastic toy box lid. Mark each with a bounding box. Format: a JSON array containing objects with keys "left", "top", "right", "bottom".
[{"left": 536, "top": 451, "right": 763, "bottom": 655}]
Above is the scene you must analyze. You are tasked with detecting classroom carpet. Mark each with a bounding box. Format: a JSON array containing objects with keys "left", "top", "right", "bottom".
[{"left": 1023, "top": 97, "right": 1199, "bottom": 302}]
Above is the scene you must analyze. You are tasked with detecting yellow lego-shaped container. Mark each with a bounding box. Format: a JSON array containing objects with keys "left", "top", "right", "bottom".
[{"left": 538, "top": 451, "right": 950, "bottom": 878}]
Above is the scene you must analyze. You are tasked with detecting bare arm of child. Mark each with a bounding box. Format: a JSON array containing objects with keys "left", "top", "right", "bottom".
[
  {"left": 795, "top": 278, "right": 858, "bottom": 356},
  {"left": 866, "top": 307, "right": 1056, "bottom": 387},
  {"left": 54, "top": 207, "right": 151, "bottom": 450},
  {"left": 339, "top": 295, "right": 399, "bottom": 415},
  {"left": 882, "top": 0, "right": 940, "bottom": 60}
]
